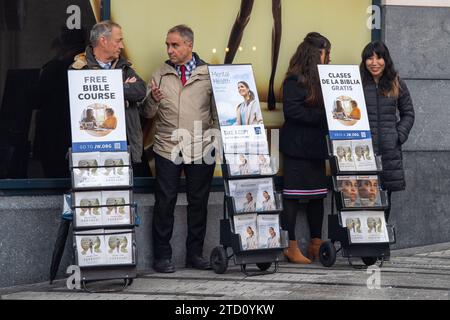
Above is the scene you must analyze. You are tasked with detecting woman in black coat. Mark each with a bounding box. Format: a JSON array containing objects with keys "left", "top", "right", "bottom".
[
  {"left": 280, "top": 32, "right": 331, "bottom": 264},
  {"left": 360, "top": 41, "right": 415, "bottom": 221}
]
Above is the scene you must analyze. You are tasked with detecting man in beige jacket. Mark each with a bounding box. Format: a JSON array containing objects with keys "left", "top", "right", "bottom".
[{"left": 144, "top": 25, "right": 218, "bottom": 273}]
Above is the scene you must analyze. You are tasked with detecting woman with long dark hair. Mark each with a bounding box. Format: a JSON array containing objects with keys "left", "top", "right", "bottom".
[
  {"left": 280, "top": 32, "right": 331, "bottom": 264},
  {"left": 235, "top": 81, "right": 263, "bottom": 125},
  {"left": 360, "top": 41, "right": 414, "bottom": 221}
]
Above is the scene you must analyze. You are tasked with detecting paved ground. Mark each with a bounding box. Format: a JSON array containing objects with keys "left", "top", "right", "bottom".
[{"left": 1, "top": 242, "right": 449, "bottom": 300}]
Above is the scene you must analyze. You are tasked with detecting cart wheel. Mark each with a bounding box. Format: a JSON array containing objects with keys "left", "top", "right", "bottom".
[
  {"left": 256, "top": 263, "right": 272, "bottom": 271},
  {"left": 319, "top": 241, "right": 336, "bottom": 267},
  {"left": 210, "top": 246, "right": 228, "bottom": 274},
  {"left": 361, "top": 257, "right": 378, "bottom": 266}
]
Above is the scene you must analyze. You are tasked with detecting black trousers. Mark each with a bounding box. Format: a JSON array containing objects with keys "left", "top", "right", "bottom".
[
  {"left": 152, "top": 153, "right": 215, "bottom": 260},
  {"left": 281, "top": 198, "right": 324, "bottom": 240}
]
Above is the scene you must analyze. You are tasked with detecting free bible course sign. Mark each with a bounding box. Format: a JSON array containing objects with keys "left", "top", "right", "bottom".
[{"left": 68, "top": 70, "right": 127, "bottom": 153}]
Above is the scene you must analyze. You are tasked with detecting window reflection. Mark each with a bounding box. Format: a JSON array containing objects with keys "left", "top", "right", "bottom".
[{"left": 0, "top": 0, "right": 95, "bottom": 179}]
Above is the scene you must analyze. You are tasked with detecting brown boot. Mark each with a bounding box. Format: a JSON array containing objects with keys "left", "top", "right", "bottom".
[
  {"left": 283, "top": 240, "right": 311, "bottom": 264},
  {"left": 308, "top": 238, "right": 324, "bottom": 261}
]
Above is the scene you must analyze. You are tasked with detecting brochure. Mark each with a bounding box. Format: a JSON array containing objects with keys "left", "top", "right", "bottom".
[
  {"left": 75, "top": 230, "right": 106, "bottom": 266},
  {"left": 257, "top": 214, "right": 281, "bottom": 249},
  {"left": 340, "top": 211, "right": 389, "bottom": 243},
  {"left": 101, "top": 190, "right": 131, "bottom": 225},
  {"left": 233, "top": 213, "right": 258, "bottom": 250},
  {"left": 104, "top": 230, "right": 133, "bottom": 265},
  {"left": 228, "top": 178, "right": 275, "bottom": 213},
  {"left": 99, "top": 151, "right": 130, "bottom": 186},
  {"left": 73, "top": 191, "right": 103, "bottom": 227},
  {"left": 72, "top": 152, "right": 102, "bottom": 188}
]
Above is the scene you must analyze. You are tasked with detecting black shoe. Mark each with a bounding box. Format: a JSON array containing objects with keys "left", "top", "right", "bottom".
[
  {"left": 185, "top": 255, "right": 211, "bottom": 270},
  {"left": 153, "top": 259, "right": 175, "bottom": 273}
]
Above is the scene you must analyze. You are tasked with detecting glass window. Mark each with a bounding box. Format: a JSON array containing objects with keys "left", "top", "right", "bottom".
[{"left": 0, "top": 0, "right": 96, "bottom": 179}]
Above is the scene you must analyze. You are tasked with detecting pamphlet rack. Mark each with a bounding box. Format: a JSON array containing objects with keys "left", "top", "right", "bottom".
[
  {"left": 69, "top": 148, "right": 137, "bottom": 290},
  {"left": 319, "top": 137, "right": 396, "bottom": 269},
  {"left": 210, "top": 161, "right": 288, "bottom": 276}
]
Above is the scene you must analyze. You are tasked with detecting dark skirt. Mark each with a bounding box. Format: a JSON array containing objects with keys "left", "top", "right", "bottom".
[{"left": 282, "top": 154, "right": 329, "bottom": 200}]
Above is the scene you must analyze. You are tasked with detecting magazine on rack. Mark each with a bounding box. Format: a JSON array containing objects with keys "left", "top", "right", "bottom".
[
  {"left": 73, "top": 191, "right": 103, "bottom": 227},
  {"left": 332, "top": 139, "right": 376, "bottom": 172},
  {"left": 332, "top": 140, "right": 356, "bottom": 171},
  {"left": 257, "top": 214, "right": 281, "bottom": 249},
  {"left": 72, "top": 152, "right": 102, "bottom": 188},
  {"left": 75, "top": 229, "right": 106, "bottom": 266},
  {"left": 340, "top": 211, "right": 389, "bottom": 243},
  {"left": 228, "top": 178, "right": 275, "bottom": 213},
  {"left": 225, "top": 154, "right": 272, "bottom": 176},
  {"left": 336, "top": 175, "right": 382, "bottom": 208},
  {"left": 357, "top": 175, "right": 381, "bottom": 207},
  {"left": 104, "top": 230, "right": 133, "bottom": 265},
  {"left": 352, "top": 139, "right": 377, "bottom": 171},
  {"left": 336, "top": 176, "right": 360, "bottom": 207},
  {"left": 233, "top": 213, "right": 258, "bottom": 250},
  {"left": 225, "top": 154, "right": 259, "bottom": 176},
  {"left": 99, "top": 151, "right": 130, "bottom": 186},
  {"left": 255, "top": 178, "right": 276, "bottom": 211},
  {"left": 101, "top": 190, "right": 131, "bottom": 225}
]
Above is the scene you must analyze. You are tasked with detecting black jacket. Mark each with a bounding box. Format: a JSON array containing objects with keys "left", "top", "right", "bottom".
[
  {"left": 363, "top": 78, "right": 415, "bottom": 191},
  {"left": 280, "top": 76, "right": 329, "bottom": 160},
  {"left": 70, "top": 46, "right": 147, "bottom": 164}
]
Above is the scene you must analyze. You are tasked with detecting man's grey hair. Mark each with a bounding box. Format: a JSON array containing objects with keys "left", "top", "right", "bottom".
[
  {"left": 168, "top": 25, "right": 194, "bottom": 44},
  {"left": 90, "top": 20, "right": 121, "bottom": 46}
]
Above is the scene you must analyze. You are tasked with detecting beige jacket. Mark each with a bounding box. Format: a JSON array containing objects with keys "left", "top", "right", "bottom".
[{"left": 143, "top": 56, "right": 219, "bottom": 163}]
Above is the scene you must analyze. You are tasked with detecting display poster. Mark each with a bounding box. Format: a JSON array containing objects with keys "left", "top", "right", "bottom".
[
  {"left": 318, "top": 65, "right": 371, "bottom": 140},
  {"left": 68, "top": 70, "right": 127, "bottom": 153},
  {"left": 209, "top": 64, "right": 268, "bottom": 155}
]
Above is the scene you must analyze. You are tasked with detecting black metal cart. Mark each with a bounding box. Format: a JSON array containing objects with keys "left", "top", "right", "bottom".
[
  {"left": 210, "top": 161, "right": 288, "bottom": 276},
  {"left": 319, "top": 138, "right": 396, "bottom": 269},
  {"left": 69, "top": 148, "right": 138, "bottom": 291}
]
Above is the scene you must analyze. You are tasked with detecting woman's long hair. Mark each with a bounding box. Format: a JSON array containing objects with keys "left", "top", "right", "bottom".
[
  {"left": 238, "top": 81, "right": 255, "bottom": 103},
  {"left": 360, "top": 41, "right": 400, "bottom": 98},
  {"left": 285, "top": 32, "right": 331, "bottom": 107}
]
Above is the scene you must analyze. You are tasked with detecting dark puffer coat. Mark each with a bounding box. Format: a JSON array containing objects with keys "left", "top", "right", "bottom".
[{"left": 363, "top": 78, "right": 415, "bottom": 191}]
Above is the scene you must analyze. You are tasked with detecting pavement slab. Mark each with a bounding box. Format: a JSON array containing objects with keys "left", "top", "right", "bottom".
[{"left": 1, "top": 242, "right": 449, "bottom": 300}]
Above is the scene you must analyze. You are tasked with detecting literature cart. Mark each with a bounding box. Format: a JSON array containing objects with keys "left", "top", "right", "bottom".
[
  {"left": 316, "top": 64, "right": 396, "bottom": 269},
  {"left": 210, "top": 159, "right": 289, "bottom": 275},
  {"left": 319, "top": 138, "right": 396, "bottom": 268},
  {"left": 69, "top": 148, "right": 137, "bottom": 290},
  {"left": 207, "top": 64, "right": 288, "bottom": 275}
]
